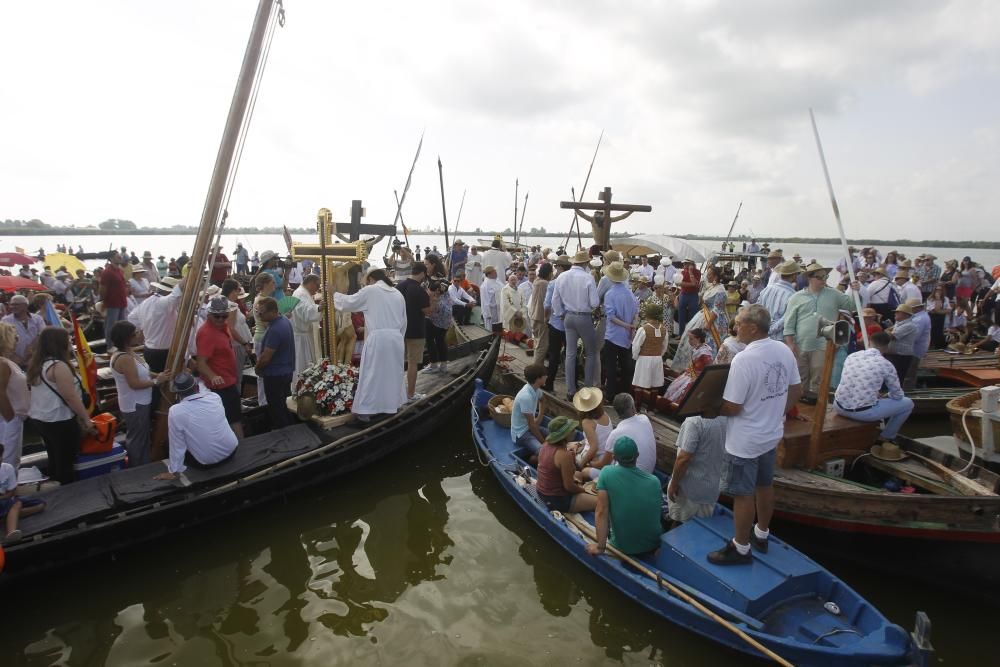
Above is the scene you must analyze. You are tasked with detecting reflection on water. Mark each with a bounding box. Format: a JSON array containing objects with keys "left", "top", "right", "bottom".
[{"left": 0, "top": 412, "right": 987, "bottom": 665}]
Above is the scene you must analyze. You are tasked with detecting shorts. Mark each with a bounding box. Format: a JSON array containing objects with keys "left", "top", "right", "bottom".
[
  {"left": 213, "top": 385, "right": 242, "bottom": 424},
  {"left": 405, "top": 338, "right": 425, "bottom": 366},
  {"left": 721, "top": 448, "right": 777, "bottom": 497},
  {"left": 0, "top": 495, "right": 45, "bottom": 518},
  {"left": 538, "top": 492, "right": 573, "bottom": 513},
  {"left": 667, "top": 495, "right": 715, "bottom": 523}
]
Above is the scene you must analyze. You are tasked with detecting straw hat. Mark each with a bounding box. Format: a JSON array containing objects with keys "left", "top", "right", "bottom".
[
  {"left": 803, "top": 262, "right": 830, "bottom": 276},
  {"left": 571, "top": 249, "right": 591, "bottom": 264},
  {"left": 572, "top": 387, "right": 604, "bottom": 412},
  {"left": 870, "top": 441, "right": 906, "bottom": 462},
  {"left": 872, "top": 267, "right": 888, "bottom": 277},
  {"left": 639, "top": 275, "right": 650, "bottom": 284},
  {"left": 546, "top": 416, "right": 579, "bottom": 444},
  {"left": 554, "top": 255, "right": 572, "bottom": 268},
  {"left": 682, "top": 257, "right": 695, "bottom": 265},
  {"left": 726, "top": 280, "right": 739, "bottom": 288},
  {"left": 602, "top": 250, "right": 622, "bottom": 263},
  {"left": 259, "top": 249, "right": 278, "bottom": 265},
  {"left": 895, "top": 302, "right": 915, "bottom": 315},
  {"left": 898, "top": 259, "right": 912, "bottom": 269},
  {"left": 776, "top": 260, "right": 802, "bottom": 276},
  {"left": 603, "top": 262, "right": 629, "bottom": 283},
  {"left": 589, "top": 258, "right": 603, "bottom": 268},
  {"left": 510, "top": 311, "right": 526, "bottom": 331},
  {"left": 894, "top": 270, "right": 910, "bottom": 280},
  {"left": 767, "top": 249, "right": 783, "bottom": 259}
]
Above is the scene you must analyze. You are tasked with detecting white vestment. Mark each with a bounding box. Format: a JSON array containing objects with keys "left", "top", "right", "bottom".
[
  {"left": 334, "top": 282, "right": 407, "bottom": 416},
  {"left": 500, "top": 284, "right": 524, "bottom": 330},
  {"left": 291, "top": 285, "right": 321, "bottom": 380},
  {"left": 480, "top": 278, "right": 502, "bottom": 329}
]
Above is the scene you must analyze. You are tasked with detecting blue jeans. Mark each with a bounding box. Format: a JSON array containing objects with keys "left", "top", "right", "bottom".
[
  {"left": 104, "top": 306, "right": 125, "bottom": 342},
  {"left": 835, "top": 397, "right": 914, "bottom": 441},
  {"left": 678, "top": 293, "right": 699, "bottom": 334},
  {"left": 515, "top": 426, "right": 549, "bottom": 455},
  {"left": 564, "top": 313, "right": 598, "bottom": 397}
]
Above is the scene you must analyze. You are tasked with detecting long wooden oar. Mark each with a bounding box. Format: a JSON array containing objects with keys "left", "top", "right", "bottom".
[{"left": 562, "top": 512, "right": 795, "bottom": 667}]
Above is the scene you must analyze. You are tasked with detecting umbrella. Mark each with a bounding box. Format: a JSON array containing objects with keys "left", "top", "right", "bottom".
[
  {"left": 44, "top": 252, "right": 87, "bottom": 276},
  {"left": 0, "top": 276, "right": 46, "bottom": 293},
  {"left": 612, "top": 234, "right": 707, "bottom": 262},
  {"left": 0, "top": 252, "right": 39, "bottom": 267}
]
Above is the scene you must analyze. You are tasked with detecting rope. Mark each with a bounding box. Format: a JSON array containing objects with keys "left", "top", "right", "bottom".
[
  {"left": 958, "top": 407, "right": 978, "bottom": 475},
  {"left": 470, "top": 394, "right": 497, "bottom": 468}
]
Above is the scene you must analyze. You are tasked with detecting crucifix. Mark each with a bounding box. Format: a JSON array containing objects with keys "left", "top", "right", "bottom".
[
  {"left": 334, "top": 199, "right": 397, "bottom": 243},
  {"left": 559, "top": 186, "right": 652, "bottom": 250},
  {"left": 291, "top": 208, "right": 368, "bottom": 363}
]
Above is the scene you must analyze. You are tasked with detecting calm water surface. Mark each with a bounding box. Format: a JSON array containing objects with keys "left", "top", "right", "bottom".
[{"left": 0, "top": 414, "right": 991, "bottom": 666}]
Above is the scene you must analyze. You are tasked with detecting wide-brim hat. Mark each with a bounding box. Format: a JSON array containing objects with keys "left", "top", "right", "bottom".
[
  {"left": 510, "top": 311, "right": 526, "bottom": 330},
  {"left": 160, "top": 276, "right": 180, "bottom": 288},
  {"left": 131, "top": 265, "right": 147, "bottom": 273},
  {"left": 776, "top": 260, "right": 802, "bottom": 276},
  {"left": 906, "top": 298, "right": 925, "bottom": 309},
  {"left": 895, "top": 303, "right": 915, "bottom": 315},
  {"left": 259, "top": 249, "right": 278, "bottom": 265},
  {"left": 207, "top": 296, "right": 231, "bottom": 315},
  {"left": 726, "top": 280, "right": 738, "bottom": 287},
  {"left": 767, "top": 249, "right": 783, "bottom": 259},
  {"left": 898, "top": 259, "right": 912, "bottom": 269},
  {"left": 603, "top": 261, "right": 629, "bottom": 283},
  {"left": 589, "top": 258, "right": 603, "bottom": 268},
  {"left": 546, "top": 416, "right": 579, "bottom": 444},
  {"left": 572, "top": 387, "right": 603, "bottom": 413},
  {"left": 870, "top": 442, "right": 906, "bottom": 462},
  {"left": 682, "top": 257, "right": 695, "bottom": 265},
  {"left": 554, "top": 255, "right": 572, "bottom": 268},
  {"left": 143, "top": 251, "right": 153, "bottom": 258},
  {"left": 571, "top": 249, "right": 591, "bottom": 264},
  {"left": 602, "top": 250, "right": 622, "bottom": 263},
  {"left": 659, "top": 257, "right": 672, "bottom": 266},
  {"left": 924, "top": 254, "right": 937, "bottom": 260},
  {"left": 872, "top": 267, "right": 888, "bottom": 276},
  {"left": 894, "top": 270, "right": 910, "bottom": 280},
  {"left": 862, "top": 307, "right": 878, "bottom": 318},
  {"left": 804, "top": 262, "right": 830, "bottom": 276},
  {"left": 792, "top": 254, "right": 803, "bottom": 261},
  {"left": 150, "top": 282, "right": 172, "bottom": 293},
  {"left": 639, "top": 276, "right": 650, "bottom": 284}
]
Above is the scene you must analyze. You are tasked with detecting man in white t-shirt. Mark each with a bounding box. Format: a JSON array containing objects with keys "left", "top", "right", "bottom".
[
  {"left": 579, "top": 393, "right": 655, "bottom": 480},
  {"left": 707, "top": 305, "right": 801, "bottom": 565}
]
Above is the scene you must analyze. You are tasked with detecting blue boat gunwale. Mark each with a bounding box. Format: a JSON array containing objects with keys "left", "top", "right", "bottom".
[{"left": 470, "top": 382, "right": 918, "bottom": 666}]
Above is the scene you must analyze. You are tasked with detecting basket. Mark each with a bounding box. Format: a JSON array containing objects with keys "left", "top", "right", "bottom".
[{"left": 488, "top": 394, "right": 514, "bottom": 428}]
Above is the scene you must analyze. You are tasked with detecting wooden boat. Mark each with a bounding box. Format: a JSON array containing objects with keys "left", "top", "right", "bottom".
[
  {"left": 920, "top": 350, "right": 1000, "bottom": 387},
  {"left": 471, "top": 382, "right": 930, "bottom": 667},
  {"left": 0, "top": 335, "right": 499, "bottom": 585},
  {"left": 946, "top": 389, "right": 1000, "bottom": 469},
  {"left": 73, "top": 250, "right": 115, "bottom": 261},
  {"left": 827, "top": 386, "right": 970, "bottom": 417}
]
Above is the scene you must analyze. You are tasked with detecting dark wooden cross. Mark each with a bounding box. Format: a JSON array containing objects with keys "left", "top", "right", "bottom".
[
  {"left": 335, "top": 199, "right": 397, "bottom": 242},
  {"left": 559, "top": 186, "right": 652, "bottom": 250}
]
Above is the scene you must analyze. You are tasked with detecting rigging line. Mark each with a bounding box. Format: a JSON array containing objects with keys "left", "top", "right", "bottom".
[{"left": 219, "top": 1, "right": 282, "bottom": 224}]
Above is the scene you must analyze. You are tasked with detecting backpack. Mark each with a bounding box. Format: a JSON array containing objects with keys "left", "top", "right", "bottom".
[{"left": 886, "top": 283, "right": 900, "bottom": 309}]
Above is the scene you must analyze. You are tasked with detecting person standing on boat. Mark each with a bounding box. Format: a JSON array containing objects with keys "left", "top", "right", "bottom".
[
  {"left": 885, "top": 303, "right": 918, "bottom": 384},
  {"left": 586, "top": 436, "right": 663, "bottom": 558},
  {"left": 834, "top": 332, "right": 913, "bottom": 443},
  {"left": 155, "top": 373, "right": 239, "bottom": 481},
  {"left": 0, "top": 323, "right": 29, "bottom": 469},
  {"left": 760, "top": 249, "right": 783, "bottom": 287},
  {"left": 99, "top": 251, "right": 128, "bottom": 343},
  {"left": 235, "top": 243, "right": 249, "bottom": 275},
  {"left": 480, "top": 266, "right": 503, "bottom": 333},
  {"left": 254, "top": 297, "right": 296, "bottom": 430},
  {"left": 465, "top": 247, "right": 484, "bottom": 287},
  {"left": 291, "top": 274, "right": 321, "bottom": 379},
  {"left": 782, "top": 262, "right": 856, "bottom": 404},
  {"left": 543, "top": 256, "right": 571, "bottom": 393},
  {"left": 482, "top": 239, "right": 511, "bottom": 280},
  {"left": 155, "top": 255, "right": 168, "bottom": 279},
  {"left": 553, "top": 250, "right": 600, "bottom": 401},
  {"left": 128, "top": 266, "right": 152, "bottom": 304},
  {"left": 1, "top": 295, "right": 45, "bottom": 369},
  {"left": 667, "top": 415, "right": 727, "bottom": 524},
  {"left": 109, "top": 321, "right": 171, "bottom": 466},
  {"left": 602, "top": 262, "right": 639, "bottom": 400},
  {"left": 708, "top": 305, "right": 801, "bottom": 565},
  {"left": 397, "top": 263, "right": 431, "bottom": 401},
  {"left": 196, "top": 297, "right": 244, "bottom": 440},
  {"left": 676, "top": 258, "right": 701, "bottom": 334},
  {"left": 334, "top": 269, "right": 407, "bottom": 424}
]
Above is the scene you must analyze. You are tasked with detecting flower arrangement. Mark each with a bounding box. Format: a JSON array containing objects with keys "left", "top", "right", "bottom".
[{"left": 293, "top": 359, "right": 358, "bottom": 416}]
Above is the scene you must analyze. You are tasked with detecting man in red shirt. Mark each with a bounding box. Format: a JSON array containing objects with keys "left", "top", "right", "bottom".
[
  {"left": 677, "top": 258, "right": 701, "bottom": 334},
  {"left": 196, "top": 296, "right": 243, "bottom": 438},
  {"left": 210, "top": 245, "right": 232, "bottom": 286},
  {"left": 99, "top": 251, "right": 129, "bottom": 343}
]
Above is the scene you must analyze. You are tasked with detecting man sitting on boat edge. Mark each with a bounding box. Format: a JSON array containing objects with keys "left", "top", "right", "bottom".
[
  {"left": 154, "top": 373, "right": 239, "bottom": 481},
  {"left": 834, "top": 331, "right": 914, "bottom": 445},
  {"left": 585, "top": 437, "right": 663, "bottom": 558}
]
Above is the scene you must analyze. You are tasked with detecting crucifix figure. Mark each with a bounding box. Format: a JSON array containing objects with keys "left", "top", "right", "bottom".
[
  {"left": 291, "top": 208, "right": 368, "bottom": 364},
  {"left": 560, "top": 186, "right": 652, "bottom": 250},
  {"left": 334, "top": 199, "right": 397, "bottom": 243}
]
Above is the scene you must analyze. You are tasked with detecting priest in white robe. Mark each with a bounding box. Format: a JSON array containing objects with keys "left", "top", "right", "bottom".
[
  {"left": 291, "top": 274, "right": 322, "bottom": 384},
  {"left": 480, "top": 266, "right": 502, "bottom": 332},
  {"left": 500, "top": 274, "right": 524, "bottom": 331},
  {"left": 333, "top": 269, "right": 408, "bottom": 421}
]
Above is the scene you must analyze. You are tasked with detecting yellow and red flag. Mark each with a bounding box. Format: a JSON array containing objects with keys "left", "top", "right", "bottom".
[{"left": 71, "top": 314, "right": 98, "bottom": 414}]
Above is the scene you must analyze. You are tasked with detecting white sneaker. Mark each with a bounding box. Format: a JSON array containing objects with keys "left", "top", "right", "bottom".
[
  {"left": 418, "top": 366, "right": 437, "bottom": 375},
  {"left": 407, "top": 392, "right": 427, "bottom": 402},
  {"left": 436, "top": 364, "right": 449, "bottom": 374}
]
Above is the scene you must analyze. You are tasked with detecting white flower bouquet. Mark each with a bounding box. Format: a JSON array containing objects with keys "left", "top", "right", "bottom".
[{"left": 293, "top": 359, "right": 358, "bottom": 416}]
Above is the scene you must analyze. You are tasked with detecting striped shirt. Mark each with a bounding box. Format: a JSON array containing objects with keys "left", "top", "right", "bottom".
[{"left": 756, "top": 279, "right": 797, "bottom": 340}]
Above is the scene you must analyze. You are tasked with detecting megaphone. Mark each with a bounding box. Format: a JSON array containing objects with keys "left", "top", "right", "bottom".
[{"left": 817, "top": 316, "right": 850, "bottom": 346}]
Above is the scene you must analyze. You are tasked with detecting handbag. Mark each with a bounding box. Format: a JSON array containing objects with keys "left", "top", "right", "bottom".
[{"left": 39, "top": 360, "right": 115, "bottom": 453}]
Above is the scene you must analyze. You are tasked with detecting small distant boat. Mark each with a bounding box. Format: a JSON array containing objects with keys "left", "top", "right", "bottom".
[
  {"left": 471, "top": 382, "right": 930, "bottom": 667},
  {"left": 73, "top": 250, "right": 116, "bottom": 261}
]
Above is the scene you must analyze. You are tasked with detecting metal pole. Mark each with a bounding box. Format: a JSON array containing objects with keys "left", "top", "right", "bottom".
[
  {"left": 809, "top": 109, "right": 869, "bottom": 349},
  {"left": 438, "top": 156, "right": 450, "bottom": 251}
]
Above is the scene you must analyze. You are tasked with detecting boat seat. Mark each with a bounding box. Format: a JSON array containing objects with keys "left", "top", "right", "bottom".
[{"left": 655, "top": 513, "right": 822, "bottom": 618}]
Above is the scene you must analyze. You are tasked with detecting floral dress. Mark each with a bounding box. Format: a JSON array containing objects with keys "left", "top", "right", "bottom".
[
  {"left": 664, "top": 342, "right": 713, "bottom": 403},
  {"left": 669, "top": 283, "right": 729, "bottom": 373}
]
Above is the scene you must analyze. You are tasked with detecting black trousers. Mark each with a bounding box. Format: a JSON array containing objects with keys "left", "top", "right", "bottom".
[
  {"left": 452, "top": 304, "right": 472, "bottom": 325},
  {"left": 544, "top": 325, "right": 566, "bottom": 392},
  {"left": 885, "top": 354, "right": 914, "bottom": 384},
  {"left": 262, "top": 373, "right": 293, "bottom": 429},
  {"left": 929, "top": 313, "right": 947, "bottom": 349},
  {"left": 143, "top": 348, "right": 169, "bottom": 373},
  {"left": 425, "top": 322, "right": 449, "bottom": 363},
  {"left": 602, "top": 340, "right": 633, "bottom": 399},
  {"left": 34, "top": 417, "right": 81, "bottom": 485}
]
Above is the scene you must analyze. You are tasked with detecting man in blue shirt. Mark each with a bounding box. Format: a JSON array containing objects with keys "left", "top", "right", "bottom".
[
  {"left": 511, "top": 363, "right": 548, "bottom": 454},
  {"left": 601, "top": 262, "right": 639, "bottom": 398},
  {"left": 255, "top": 296, "right": 296, "bottom": 429},
  {"left": 543, "top": 256, "right": 571, "bottom": 393}
]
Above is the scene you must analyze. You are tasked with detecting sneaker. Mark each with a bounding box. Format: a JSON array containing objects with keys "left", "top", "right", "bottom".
[
  {"left": 750, "top": 533, "right": 769, "bottom": 553},
  {"left": 707, "top": 540, "right": 752, "bottom": 565},
  {"left": 407, "top": 393, "right": 427, "bottom": 402},
  {"left": 418, "top": 366, "right": 437, "bottom": 375},
  {"left": 436, "top": 365, "right": 449, "bottom": 374},
  {"left": 4, "top": 529, "right": 23, "bottom": 544}
]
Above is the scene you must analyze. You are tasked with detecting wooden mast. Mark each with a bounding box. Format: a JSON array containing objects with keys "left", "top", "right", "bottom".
[{"left": 153, "top": 0, "right": 281, "bottom": 456}]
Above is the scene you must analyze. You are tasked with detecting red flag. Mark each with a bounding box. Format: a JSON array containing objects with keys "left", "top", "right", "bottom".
[{"left": 72, "top": 314, "right": 98, "bottom": 414}]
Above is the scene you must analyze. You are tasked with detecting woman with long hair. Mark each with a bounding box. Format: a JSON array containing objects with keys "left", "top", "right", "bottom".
[
  {"left": 27, "top": 327, "right": 96, "bottom": 484},
  {"left": 882, "top": 251, "right": 899, "bottom": 280},
  {"left": 670, "top": 266, "right": 728, "bottom": 373},
  {"left": 926, "top": 284, "right": 951, "bottom": 349},
  {"left": 424, "top": 254, "right": 446, "bottom": 280},
  {"left": 956, "top": 257, "right": 977, "bottom": 308},
  {"left": 109, "top": 320, "right": 171, "bottom": 466},
  {"left": 252, "top": 272, "right": 277, "bottom": 407},
  {"left": 571, "top": 387, "right": 615, "bottom": 472},
  {"left": 0, "top": 323, "right": 29, "bottom": 469}
]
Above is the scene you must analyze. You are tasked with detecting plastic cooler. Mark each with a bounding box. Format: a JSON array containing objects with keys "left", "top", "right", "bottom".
[{"left": 74, "top": 444, "right": 127, "bottom": 479}]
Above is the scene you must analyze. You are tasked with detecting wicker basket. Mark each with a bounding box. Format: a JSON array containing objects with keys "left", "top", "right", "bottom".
[{"left": 488, "top": 394, "right": 515, "bottom": 428}]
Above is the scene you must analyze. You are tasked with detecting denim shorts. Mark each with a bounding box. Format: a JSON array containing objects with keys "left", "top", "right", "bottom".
[{"left": 721, "top": 448, "right": 777, "bottom": 496}]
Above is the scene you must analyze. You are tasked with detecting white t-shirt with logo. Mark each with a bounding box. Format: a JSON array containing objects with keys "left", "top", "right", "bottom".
[{"left": 722, "top": 337, "right": 800, "bottom": 458}]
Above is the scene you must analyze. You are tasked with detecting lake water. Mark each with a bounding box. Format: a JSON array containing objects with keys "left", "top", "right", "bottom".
[
  {"left": 5, "top": 233, "right": 1000, "bottom": 280},
  {"left": 0, "top": 412, "right": 991, "bottom": 666}
]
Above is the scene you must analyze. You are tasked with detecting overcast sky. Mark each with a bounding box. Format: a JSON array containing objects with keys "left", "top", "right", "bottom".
[{"left": 2, "top": 1, "right": 998, "bottom": 242}]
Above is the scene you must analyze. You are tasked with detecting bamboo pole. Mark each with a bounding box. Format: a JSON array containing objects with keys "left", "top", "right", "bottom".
[{"left": 807, "top": 342, "right": 838, "bottom": 469}]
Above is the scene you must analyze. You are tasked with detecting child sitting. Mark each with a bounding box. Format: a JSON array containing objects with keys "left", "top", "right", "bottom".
[{"left": 1, "top": 462, "right": 46, "bottom": 544}]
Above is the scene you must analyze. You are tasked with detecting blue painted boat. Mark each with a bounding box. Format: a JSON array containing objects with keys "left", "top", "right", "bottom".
[{"left": 471, "top": 382, "right": 932, "bottom": 666}]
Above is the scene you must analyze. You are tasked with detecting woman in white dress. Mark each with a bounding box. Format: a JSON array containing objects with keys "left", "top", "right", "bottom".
[
  {"left": 631, "top": 303, "right": 669, "bottom": 392},
  {"left": 333, "top": 269, "right": 408, "bottom": 422}
]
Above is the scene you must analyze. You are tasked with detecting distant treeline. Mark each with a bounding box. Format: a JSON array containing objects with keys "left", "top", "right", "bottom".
[{"left": 674, "top": 234, "right": 1000, "bottom": 250}]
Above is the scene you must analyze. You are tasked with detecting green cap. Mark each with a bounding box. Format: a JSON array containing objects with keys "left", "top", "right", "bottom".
[
  {"left": 613, "top": 436, "right": 639, "bottom": 465},
  {"left": 546, "top": 416, "right": 579, "bottom": 444}
]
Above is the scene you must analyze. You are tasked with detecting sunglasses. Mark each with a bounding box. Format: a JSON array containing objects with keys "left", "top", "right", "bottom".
[{"left": 210, "top": 313, "right": 229, "bottom": 319}]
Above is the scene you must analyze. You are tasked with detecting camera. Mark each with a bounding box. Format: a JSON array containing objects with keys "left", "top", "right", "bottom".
[{"left": 426, "top": 277, "right": 448, "bottom": 294}]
